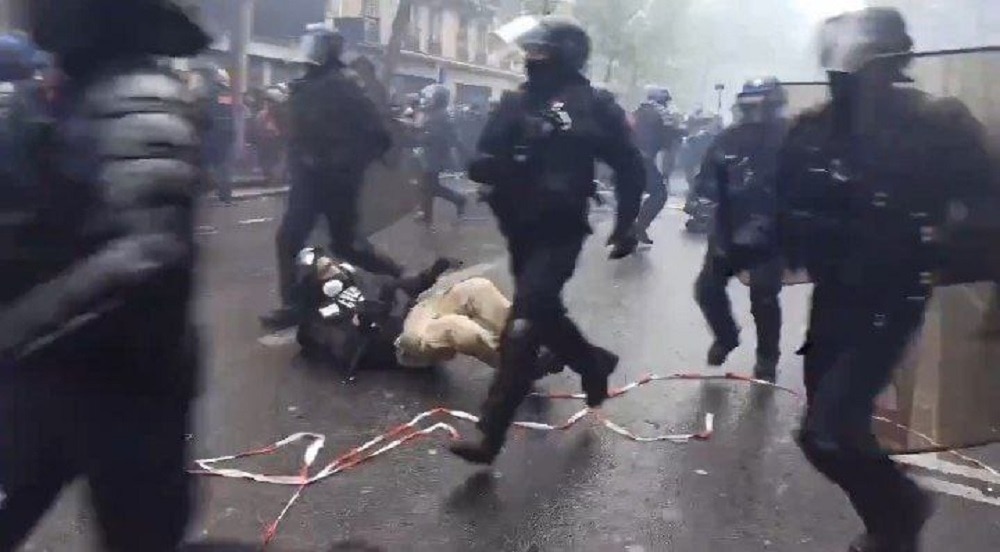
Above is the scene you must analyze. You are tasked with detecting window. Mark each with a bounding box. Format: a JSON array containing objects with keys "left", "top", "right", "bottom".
[
  {"left": 362, "top": 0, "right": 380, "bottom": 43},
  {"left": 474, "top": 22, "right": 489, "bottom": 65},
  {"left": 456, "top": 17, "right": 470, "bottom": 61},
  {"left": 404, "top": 3, "right": 421, "bottom": 51},
  {"left": 428, "top": 7, "right": 444, "bottom": 55}
]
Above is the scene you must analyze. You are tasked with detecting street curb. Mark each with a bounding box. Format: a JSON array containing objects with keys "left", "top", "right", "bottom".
[{"left": 234, "top": 186, "right": 289, "bottom": 200}]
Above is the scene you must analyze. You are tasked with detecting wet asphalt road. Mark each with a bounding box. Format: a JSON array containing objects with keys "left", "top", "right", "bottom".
[{"left": 21, "top": 189, "right": 1000, "bottom": 552}]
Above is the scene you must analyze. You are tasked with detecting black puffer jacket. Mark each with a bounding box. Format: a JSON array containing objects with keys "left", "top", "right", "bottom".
[{"left": 0, "top": 60, "right": 202, "bottom": 397}]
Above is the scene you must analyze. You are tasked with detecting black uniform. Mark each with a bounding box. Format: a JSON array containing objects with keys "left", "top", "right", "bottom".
[
  {"left": 778, "top": 9, "right": 995, "bottom": 551},
  {"left": 273, "top": 34, "right": 401, "bottom": 318},
  {"left": 694, "top": 115, "right": 787, "bottom": 379},
  {"left": 632, "top": 99, "right": 685, "bottom": 241},
  {"left": 417, "top": 103, "right": 467, "bottom": 223},
  {"left": 449, "top": 17, "right": 643, "bottom": 464},
  {"left": 0, "top": 2, "right": 209, "bottom": 550}
]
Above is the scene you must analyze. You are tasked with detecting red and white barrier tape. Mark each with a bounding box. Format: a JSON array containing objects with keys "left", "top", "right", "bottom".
[{"left": 192, "top": 371, "right": 997, "bottom": 546}]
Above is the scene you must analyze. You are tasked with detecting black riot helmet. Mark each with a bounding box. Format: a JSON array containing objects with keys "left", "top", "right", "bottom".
[
  {"left": 818, "top": 8, "right": 914, "bottom": 134},
  {"left": 0, "top": 32, "right": 42, "bottom": 82},
  {"left": 735, "top": 77, "right": 787, "bottom": 123},
  {"left": 26, "top": 0, "right": 209, "bottom": 62},
  {"left": 819, "top": 7, "right": 913, "bottom": 80},
  {"left": 420, "top": 84, "right": 451, "bottom": 111},
  {"left": 645, "top": 85, "right": 672, "bottom": 106},
  {"left": 300, "top": 25, "right": 345, "bottom": 67},
  {"left": 497, "top": 15, "right": 591, "bottom": 75}
]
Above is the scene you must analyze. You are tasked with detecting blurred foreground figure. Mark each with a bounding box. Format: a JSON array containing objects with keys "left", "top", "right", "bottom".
[
  {"left": 778, "top": 8, "right": 995, "bottom": 551},
  {"left": 631, "top": 85, "right": 685, "bottom": 244},
  {"left": 0, "top": 1, "right": 209, "bottom": 550},
  {"left": 694, "top": 77, "right": 788, "bottom": 382},
  {"left": 450, "top": 16, "right": 643, "bottom": 464},
  {"left": 263, "top": 26, "right": 401, "bottom": 330},
  {"left": 414, "top": 84, "right": 468, "bottom": 225}
]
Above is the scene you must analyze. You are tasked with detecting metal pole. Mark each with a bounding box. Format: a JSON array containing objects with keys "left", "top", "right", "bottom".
[{"left": 232, "top": 0, "right": 254, "bottom": 168}]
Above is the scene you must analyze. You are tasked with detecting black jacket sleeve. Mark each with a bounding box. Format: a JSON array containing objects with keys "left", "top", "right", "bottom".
[
  {"left": 0, "top": 64, "right": 200, "bottom": 359},
  {"left": 593, "top": 90, "right": 643, "bottom": 239},
  {"left": 476, "top": 91, "right": 521, "bottom": 157},
  {"left": 694, "top": 136, "right": 724, "bottom": 202},
  {"left": 340, "top": 71, "right": 393, "bottom": 160}
]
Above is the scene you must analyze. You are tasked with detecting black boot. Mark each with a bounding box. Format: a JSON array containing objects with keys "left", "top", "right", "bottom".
[
  {"left": 850, "top": 484, "right": 934, "bottom": 552},
  {"left": 707, "top": 338, "right": 739, "bottom": 366},
  {"left": 536, "top": 346, "right": 566, "bottom": 377},
  {"left": 635, "top": 227, "right": 654, "bottom": 245},
  {"left": 580, "top": 346, "right": 619, "bottom": 408},
  {"left": 450, "top": 319, "right": 538, "bottom": 465},
  {"left": 448, "top": 427, "right": 505, "bottom": 465},
  {"left": 752, "top": 354, "right": 779, "bottom": 382},
  {"left": 848, "top": 464, "right": 935, "bottom": 552}
]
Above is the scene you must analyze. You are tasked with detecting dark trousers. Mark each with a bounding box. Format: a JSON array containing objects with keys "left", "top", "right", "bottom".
[
  {"left": 0, "top": 384, "right": 192, "bottom": 552},
  {"left": 798, "top": 284, "right": 927, "bottom": 536},
  {"left": 276, "top": 164, "right": 402, "bottom": 305},
  {"left": 695, "top": 245, "right": 782, "bottom": 358},
  {"left": 635, "top": 155, "right": 668, "bottom": 233},
  {"left": 207, "top": 157, "right": 232, "bottom": 202},
  {"left": 477, "top": 231, "right": 598, "bottom": 439},
  {"left": 419, "top": 171, "right": 465, "bottom": 224}
]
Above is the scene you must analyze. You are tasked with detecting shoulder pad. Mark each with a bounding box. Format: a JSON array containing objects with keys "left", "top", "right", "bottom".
[
  {"left": 923, "top": 95, "right": 982, "bottom": 131},
  {"left": 592, "top": 86, "right": 616, "bottom": 105},
  {"left": 789, "top": 102, "right": 832, "bottom": 128},
  {"left": 496, "top": 89, "right": 524, "bottom": 110},
  {"left": 499, "top": 89, "right": 522, "bottom": 103}
]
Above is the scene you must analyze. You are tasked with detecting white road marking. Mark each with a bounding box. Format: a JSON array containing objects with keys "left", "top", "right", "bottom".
[
  {"left": 913, "top": 475, "right": 1000, "bottom": 507},
  {"left": 896, "top": 453, "right": 1000, "bottom": 486},
  {"left": 239, "top": 217, "right": 274, "bottom": 225}
]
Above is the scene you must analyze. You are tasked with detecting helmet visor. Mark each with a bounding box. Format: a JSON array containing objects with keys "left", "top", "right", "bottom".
[{"left": 819, "top": 11, "right": 912, "bottom": 73}]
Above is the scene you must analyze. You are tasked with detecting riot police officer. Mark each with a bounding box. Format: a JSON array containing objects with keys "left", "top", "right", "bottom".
[
  {"left": 778, "top": 8, "right": 995, "bottom": 551},
  {"left": 449, "top": 16, "right": 644, "bottom": 464},
  {"left": 415, "top": 84, "right": 468, "bottom": 225},
  {"left": 632, "top": 85, "right": 686, "bottom": 244},
  {"left": 264, "top": 26, "right": 402, "bottom": 329},
  {"left": 0, "top": 1, "right": 210, "bottom": 550},
  {"left": 694, "top": 77, "right": 788, "bottom": 382}
]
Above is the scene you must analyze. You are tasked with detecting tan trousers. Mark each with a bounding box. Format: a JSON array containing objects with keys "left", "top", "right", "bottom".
[{"left": 394, "top": 278, "right": 510, "bottom": 368}]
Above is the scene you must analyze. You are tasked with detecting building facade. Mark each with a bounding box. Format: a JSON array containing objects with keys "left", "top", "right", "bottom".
[{"left": 197, "top": 0, "right": 523, "bottom": 105}]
